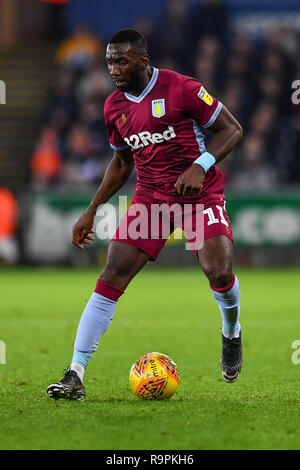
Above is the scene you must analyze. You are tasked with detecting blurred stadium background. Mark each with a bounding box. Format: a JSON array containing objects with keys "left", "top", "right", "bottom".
[{"left": 0, "top": 0, "right": 300, "bottom": 268}]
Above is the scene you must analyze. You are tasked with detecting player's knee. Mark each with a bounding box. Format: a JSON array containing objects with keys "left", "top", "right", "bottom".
[
  {"left": 100, "top": 259, "right": 134, "bottom": 290},
  {"left": 205, "top": 268, "right": 233, "bottom": 289},
  {"left": 100, "top": 264, "right": 122, "bottom": 285}
]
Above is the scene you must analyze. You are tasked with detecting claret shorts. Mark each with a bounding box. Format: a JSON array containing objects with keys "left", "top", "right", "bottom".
[{"left": 112, "top": 192, "right": 233, "bottom": 260}]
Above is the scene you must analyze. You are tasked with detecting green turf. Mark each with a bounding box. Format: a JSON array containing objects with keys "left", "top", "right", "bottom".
[{"left": 0, "top": 266, "right": 300, "bottom": 450}]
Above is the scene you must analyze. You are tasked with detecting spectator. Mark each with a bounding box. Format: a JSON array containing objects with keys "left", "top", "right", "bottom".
[
  {"left": 46, "top": 67, "right": 77, "bottom": 132},
  {"left": 31, "top": 127, "right": 63, "bottom": 188},
  {"left": 286, "top": 115, "right": 300, "bottom": 182},
  {"left": 157, "top": 0, "right": 191, "bottom": 72},
  {"left": 0, "top": 188, "right": 19, "bottom": 264},
  {"left": 194, "top": 54, "right": 218, "bottom": 91},
  {"left": 249, "top": 102, "right": 278, "bottom": 144},
  {"left": 132, "top": 16, "right": 160, "bottom": 62},
  {"left": 221, "top": 79, "right": 249, "bottom": 127},
  {"left": 194, "top": 35, "right": 224, "bottom": 89},
  {"left": 63, "top": 124, "right": 104, "bottom": 185},
  {"left": 229, "top": 133, "right": 279, "bottom": 191},
  {"left": 76, "top": 59, "right": 113, "bottom": 103},
  {"left": 188, "top": 0, "right": 229, "bottom": 45},
  {"left": 55, "top": 23, "right": 104, "bottom": 70}
]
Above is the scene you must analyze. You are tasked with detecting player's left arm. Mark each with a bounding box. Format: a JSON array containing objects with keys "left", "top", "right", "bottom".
[
  {"left": 205, "top": 105, "right": 243, "bottom": 161},
  {"left": 175, "top": 105, "right": 243, "bottom": 196}
]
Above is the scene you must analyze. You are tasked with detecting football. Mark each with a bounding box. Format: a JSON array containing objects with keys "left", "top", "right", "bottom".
[{"left": 129, "top": 352, "right": 180, "bottom": 400}]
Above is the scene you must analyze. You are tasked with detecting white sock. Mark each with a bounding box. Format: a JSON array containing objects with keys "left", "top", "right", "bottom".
[
  {"left": 211, "top": 274, "right": 241, "bottom": 340},
  {"left": 70, "top": 362, "right": 85, "bottom": 383}
]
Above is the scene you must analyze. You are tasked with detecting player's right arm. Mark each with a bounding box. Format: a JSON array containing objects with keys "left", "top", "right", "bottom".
[{"left": 72, "top": 147, "right": 134, "bottom": 250}]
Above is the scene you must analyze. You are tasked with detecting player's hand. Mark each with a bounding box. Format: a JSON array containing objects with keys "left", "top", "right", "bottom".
[
  {"left": 174, "top": 164, "right": 206, "bottom": 196},
  {"left": 72, "top": 209, "right": 96, "bottom": 250}
]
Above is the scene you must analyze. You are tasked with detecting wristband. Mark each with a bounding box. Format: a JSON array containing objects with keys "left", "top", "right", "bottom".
[{"left": 193, "top": 151, "right": 216, "bottom": 173}]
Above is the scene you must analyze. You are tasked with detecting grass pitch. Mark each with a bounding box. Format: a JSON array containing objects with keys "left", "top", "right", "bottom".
[{"left": 0, "top": 266, "right": 300, "bottom": 450}]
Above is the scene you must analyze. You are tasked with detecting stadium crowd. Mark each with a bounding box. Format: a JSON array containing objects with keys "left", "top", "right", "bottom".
[{"left": 30, "top": 0, "right": 300, "bottom": 192}]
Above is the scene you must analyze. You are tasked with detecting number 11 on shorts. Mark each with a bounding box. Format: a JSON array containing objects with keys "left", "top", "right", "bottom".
[{"left": 204, "top": 205, "right": 228, "bottom": 226}]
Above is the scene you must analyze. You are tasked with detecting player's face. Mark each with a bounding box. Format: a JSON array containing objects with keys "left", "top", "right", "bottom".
[{"left": 106, "top": 43, "right": 147, "bottom": 92}]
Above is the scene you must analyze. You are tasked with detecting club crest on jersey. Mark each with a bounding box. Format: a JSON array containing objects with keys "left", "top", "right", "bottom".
[
  {"left": 152, "top": 99, "right": 165, "bottom": 118},
  {"left": 198, "top": 86, "right": 213, "bottom": 106}
]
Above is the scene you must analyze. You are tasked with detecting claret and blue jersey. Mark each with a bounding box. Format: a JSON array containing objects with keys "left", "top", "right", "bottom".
[{"left": 104, "top": 68, "right": 224, "bottom": 201}]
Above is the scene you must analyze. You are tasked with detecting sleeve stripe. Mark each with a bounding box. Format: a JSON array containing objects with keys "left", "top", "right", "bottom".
[
  {"left": 202, "top": 101, "right": 223, "bottom": 129},
  {"left": 109, "top": 142, "right": 130, "bottom": 150},
  {"left": 191, "top": 119, "right": 206, "bottom": 154}
]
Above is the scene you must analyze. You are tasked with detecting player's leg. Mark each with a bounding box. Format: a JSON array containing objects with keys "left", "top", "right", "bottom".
[
  {"left": 197, "top": 235, "right": 242, "bottom": 383},
  {"left": 71, "top": 241, "right": 151, "bottom": 373},
  {"left": 47, "top": 193, "right": 168, "bottom": 400},
  {"left": 47, "top": 242, "right": 150, "bottom": 400},
  {"left": 99, "top": 240, "right": 151, "bottom": 290}
]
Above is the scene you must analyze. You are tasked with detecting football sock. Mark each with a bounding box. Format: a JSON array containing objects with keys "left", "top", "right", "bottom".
[
  {"left": 70, "top": 362, "right": 85, "bottom": 382},
  {"left": 70, "top": 279, "right": 124, "bottom": 381},
  {"left": 210, "top": 274, "right": 241, "bottom": 340}
]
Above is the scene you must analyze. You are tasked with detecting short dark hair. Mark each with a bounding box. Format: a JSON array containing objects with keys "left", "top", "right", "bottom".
[{"left": 108, "top": 29, "right": 148, "bottom": 54}]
